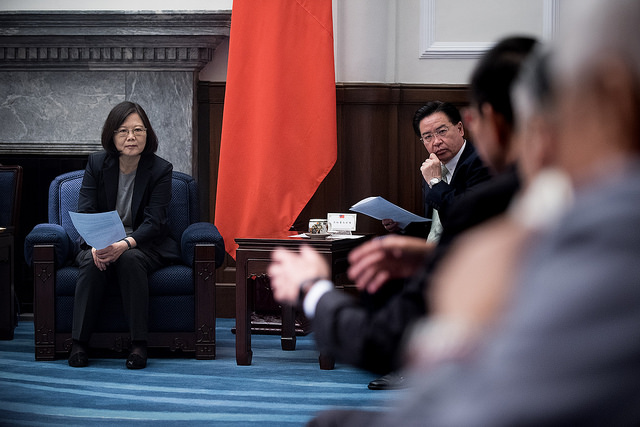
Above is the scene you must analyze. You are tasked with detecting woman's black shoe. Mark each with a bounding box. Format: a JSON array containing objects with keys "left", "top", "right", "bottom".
[
  {"left": 126, "top": 353, "right": 147, "bottom": 369},
  {"left": 68, "top": 340, "right": 89, "bottom": 368},
  {"left": 126, "top": 340, "right": 148, "bottom": 369}
]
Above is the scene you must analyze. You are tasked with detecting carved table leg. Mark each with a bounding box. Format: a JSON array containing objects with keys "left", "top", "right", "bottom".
[{"left": 235, "top": 249, "right": 252, "bottom": 365}]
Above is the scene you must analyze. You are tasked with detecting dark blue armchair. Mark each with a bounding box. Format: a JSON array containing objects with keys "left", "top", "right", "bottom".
[{"left": 25, "top": 170, "right": 225, "bottom": 360}]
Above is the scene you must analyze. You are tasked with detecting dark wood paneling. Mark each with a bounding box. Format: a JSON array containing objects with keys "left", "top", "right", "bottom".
[
  {"left": 197, "top": 83, "right": 236, "bottom": 295},
  {"left": 197, "top": 82, "right": 470, "bottom": 316},
  {"left": 197, "top": 82, "right": 226, "bottom": 222}
]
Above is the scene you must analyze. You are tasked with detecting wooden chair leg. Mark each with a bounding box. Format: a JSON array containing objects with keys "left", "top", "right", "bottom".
[
  {"left": 194, "top": 244, "right": 216, "bottom": 360},
  {"left": 33, "top": 244, "right": 56, "bottom": 361}
]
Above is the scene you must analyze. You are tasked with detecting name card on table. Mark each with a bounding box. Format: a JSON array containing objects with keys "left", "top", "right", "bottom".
[{"left": 327, "top": 213, "right": 357, "bottom": 234}]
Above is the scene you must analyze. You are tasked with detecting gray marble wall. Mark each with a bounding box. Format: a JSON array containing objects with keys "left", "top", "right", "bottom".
[{"left": 0, "top": 11, "right": 230, "bottom": 174}]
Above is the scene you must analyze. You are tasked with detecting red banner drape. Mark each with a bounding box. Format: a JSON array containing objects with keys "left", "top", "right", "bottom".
[{"left": 215, "top": 0, "right": 337, "bottom": 259}]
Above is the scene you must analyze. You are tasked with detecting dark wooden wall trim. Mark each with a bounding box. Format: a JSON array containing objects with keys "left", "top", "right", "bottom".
[
  {"left": 197, "top": 82, "right": 226, "bottom": 222},
  {"left": 197, "top": 82, "right": 470, "bottom": 317}
]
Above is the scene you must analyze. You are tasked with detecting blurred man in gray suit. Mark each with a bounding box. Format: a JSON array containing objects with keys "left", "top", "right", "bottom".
[{"left": 309, "top": 0, "right": 640, "bottom": 425}]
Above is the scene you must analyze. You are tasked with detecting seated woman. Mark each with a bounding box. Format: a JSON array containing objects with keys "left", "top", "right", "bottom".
[{"left": 68, "top": 101, "right": 180, "bottom": 370}]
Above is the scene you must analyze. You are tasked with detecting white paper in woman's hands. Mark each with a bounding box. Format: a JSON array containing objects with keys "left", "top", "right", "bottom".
[{"left": 69, "top": 211, "right": 126, "bottom": 250}]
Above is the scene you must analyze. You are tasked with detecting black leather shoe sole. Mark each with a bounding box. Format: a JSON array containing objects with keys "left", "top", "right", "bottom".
[{"left": 368, "top": 373, "right": 406, "bottom": 390}]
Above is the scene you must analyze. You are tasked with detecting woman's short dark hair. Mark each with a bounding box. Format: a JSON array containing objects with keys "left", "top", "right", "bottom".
[
  {"left": 412, "top": 101, "right": 463, "bottom": 137},
  {"left": 101, "top": 101, "right": 159, "bottom": 155}
]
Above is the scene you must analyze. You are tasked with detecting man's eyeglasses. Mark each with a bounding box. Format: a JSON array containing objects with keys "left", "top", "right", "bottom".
[
  {"left": 420, "top": 126, "right": 449, "bottom": 144},
  {"left": 114, "top": 127, "right": 147, "bottom": 138}
]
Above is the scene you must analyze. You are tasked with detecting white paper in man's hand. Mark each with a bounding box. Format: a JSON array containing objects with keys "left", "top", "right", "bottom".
[
  {"left": 69, "top": 211, "right": 126, "bottom": 250},
  {"left": 350, "top": 196, "right": 430, "bottom": 229}
]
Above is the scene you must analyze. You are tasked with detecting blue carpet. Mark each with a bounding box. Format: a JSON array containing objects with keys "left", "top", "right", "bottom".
[{"left": 0, "top": 318, "right": 399, "bottom": 426}]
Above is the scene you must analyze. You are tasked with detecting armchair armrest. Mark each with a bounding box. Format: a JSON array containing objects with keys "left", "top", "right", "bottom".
[
  {"left": 180, "top": 222, "right": 225, "bottom": 268},
  {"left": 24, "top": 223, "right": 74, "bottom": 267}
]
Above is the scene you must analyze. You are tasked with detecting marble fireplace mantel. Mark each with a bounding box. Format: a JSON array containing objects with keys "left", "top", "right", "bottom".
[{"left": 0, "top": 10, "right": 231, "bottom": 174}]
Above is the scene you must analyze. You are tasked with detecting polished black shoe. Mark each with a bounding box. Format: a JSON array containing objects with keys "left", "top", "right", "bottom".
[
  {"left": 126, "top": 353, "right": 147, "bottom": 370},
  {"left": 68, "top": 351, "right": 88, "bottom": 367},
  {"left": 126, "top": 341, "right": 148, "bottom": 369},
  {"left": 68, "top": 341, "right": 89, "bottom": 368},
  {"left": 368, "top": 372, "right": 407, "bottom": 390}
]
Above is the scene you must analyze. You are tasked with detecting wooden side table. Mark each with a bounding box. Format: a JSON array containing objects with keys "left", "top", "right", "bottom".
[
  {"left": 235, "top": 235, "right": 367, "bottom": 368},
  {"left": 0, "top": 231, "right": 15, "bottom": 340}
]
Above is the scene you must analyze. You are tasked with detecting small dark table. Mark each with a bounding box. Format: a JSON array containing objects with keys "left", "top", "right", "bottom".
[
  {"left": 0, "top": 230, "right": 15, "bottom": 340},
  {"left": 235, "top": 234, "right": 367, "bottom": 368}
]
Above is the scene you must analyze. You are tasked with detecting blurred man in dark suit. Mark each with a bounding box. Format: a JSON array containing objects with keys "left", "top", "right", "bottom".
[{"left": 308, "top": 0, "right": 640, "bottom": 424}]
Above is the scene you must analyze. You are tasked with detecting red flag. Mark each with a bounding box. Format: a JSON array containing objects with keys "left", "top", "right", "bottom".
[{"left": 215, "top": 0, "right": 337, "bottom": 259}]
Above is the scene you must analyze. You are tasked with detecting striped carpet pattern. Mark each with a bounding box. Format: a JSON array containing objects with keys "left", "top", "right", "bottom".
[{"left": 0, "top": 318, "right": 400, "bottom": 426}]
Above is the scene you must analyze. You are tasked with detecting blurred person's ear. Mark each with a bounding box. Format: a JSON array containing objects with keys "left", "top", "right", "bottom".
[{"left": 516, "top": 113, "right": 556, "bottom": 185}]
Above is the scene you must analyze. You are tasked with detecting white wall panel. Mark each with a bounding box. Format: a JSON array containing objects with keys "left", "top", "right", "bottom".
[
  {"left": 333, "top": 0, "right": 397, "bottom": 83},
  {"left": 1, "top": 0, "right": 572, "bottom": 85}
]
